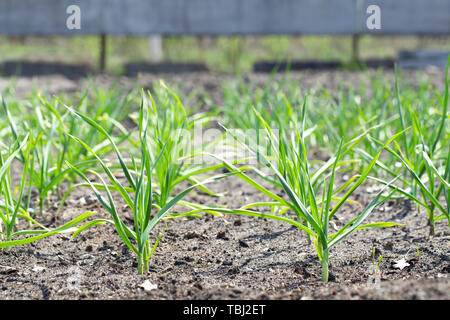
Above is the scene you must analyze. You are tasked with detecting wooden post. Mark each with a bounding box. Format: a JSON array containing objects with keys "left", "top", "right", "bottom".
[
  {"left": 100, "top": 34, "right": 107, "bottom": 71},
  {"left": 417, "top": 34, "right": 427, "bottom": 48},
  {"left": 149, "top": 35, "right": 163, "bottom": 62},
  {"left": 352, "top": 34, "right": 360, "bottom": 63}
]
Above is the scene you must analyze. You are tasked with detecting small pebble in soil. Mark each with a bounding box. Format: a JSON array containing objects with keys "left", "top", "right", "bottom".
[
  {"left": 32, "top": 265, "right": 46, "bottom": 273},
  {"left": 194, "top": 282, "right": 203, "bottom": 290},
  {"left": 174, "top": 260, "right": 186, "bottom": 266},
  {"left": 239, "top": 239, "right": 250, "bottom": 248},
  {"left": 383, "top": 241, "right": 394, "bottom": 250},
  {"left": 441, "top": 264, "right": 450, "bottom": 273},
  {"left": 216, "top": 230, "right": 229, "bottom": 240},
  {"left": 109, "top": 263, "right": 124, "bottom": 271},
  {"left": 58, "top": 257, "right": 69, "bottom": 266},
  {"left": 227, "top": 266, "right": 239, "bottom": 275},
  {"left": 121, "top": 246, "right": 130, "bottom": 255},
  {"left": 140, "top": 280, "right": 157, "bottom": 292},
  {"left": 328, "top": 272, "right": 336, "bottom": 281},
  {"left": 184, "top": 231, "right": 207, "bottom": 240},
  {"left": 0, "top": 265, "right": 18, "bottom": 275}
]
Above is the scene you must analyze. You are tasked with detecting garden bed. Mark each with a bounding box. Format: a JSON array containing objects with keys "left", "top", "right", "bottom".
[
  {"left": 1, "top": 174, "right": 449, "bottom": 300},
  {"left": 0, "top": 69, "right": 449, "bottom": 300}
]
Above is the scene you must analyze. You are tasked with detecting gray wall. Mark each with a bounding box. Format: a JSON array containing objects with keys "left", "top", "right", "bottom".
[{"left": 0, "top": 0, "right": 449, "bottom": 35}]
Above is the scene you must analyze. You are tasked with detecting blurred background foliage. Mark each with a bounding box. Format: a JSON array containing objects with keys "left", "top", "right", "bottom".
[{"left": 1, "top": 35, "right": 449, "bottom": 74}]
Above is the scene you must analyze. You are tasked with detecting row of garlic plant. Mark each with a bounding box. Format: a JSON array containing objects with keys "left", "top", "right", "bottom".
[{"left": 0, "top": 60, "right": 448, "bottom": 279}]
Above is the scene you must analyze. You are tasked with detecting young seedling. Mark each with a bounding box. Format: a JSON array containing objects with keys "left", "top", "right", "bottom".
[
  {"left": 0, "top": 134, "right": 34, "bottom": 244},
  {"left": 132, "top": 83, "right": 221, "bottom": 208},
  {"left": 213, "top": 105, "right": 403, "bottom": 282},
  {"left": 372, "top": 247, "right": 384, "bottom": 275},
  {"left": 0, "top": 134, "right": 93, "bottom": 250},
  {"left": 1, "top": 87, "right": 135, "bottom": 215},
  {"left": 53, "top": 84, "right": 231, "bottom": 216},
  {"left": 53, "top": 93, "right": 231, "bottom": 274},
  {"left": 370, "top": 139, "right": 449, "bottom": 236},
  {"left": 346, "top": 56, "right": 449, "bottom": 236}
]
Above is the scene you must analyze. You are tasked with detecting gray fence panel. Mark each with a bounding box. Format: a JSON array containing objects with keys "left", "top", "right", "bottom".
[{"left": 0, "top": 0, "right": 448, "bottom": 35}]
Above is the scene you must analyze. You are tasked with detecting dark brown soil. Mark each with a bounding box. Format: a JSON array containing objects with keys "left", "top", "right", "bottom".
[
  {"left": 1, "top": 69, "right": 449, "bottom": 300},
  {"left": 1, "top": 171, "right": 449, "bottom": 300},
  {"left": 0, "top": 61, "right": 90, "bottom": 80},
  {"left": 1, "top": 67, "right": 446, "bottom": 102}
]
